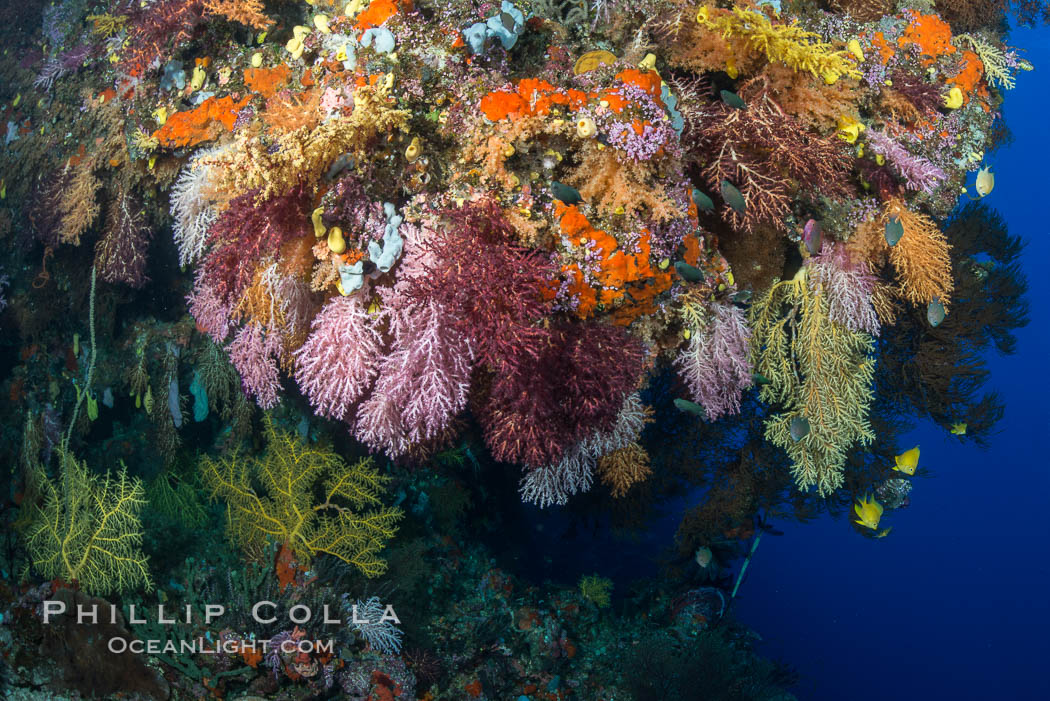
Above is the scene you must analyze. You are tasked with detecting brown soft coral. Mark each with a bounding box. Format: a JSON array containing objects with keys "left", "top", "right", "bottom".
[{"left": 741, "top": 63, "right": 861, "bottom": 133}]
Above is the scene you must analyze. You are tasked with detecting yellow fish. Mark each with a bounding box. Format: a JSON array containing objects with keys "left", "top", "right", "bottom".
[
  {"left": 854, "top": 494, "right": 884, "bottom": 530},
  {"left": 975, "top": 167, "right": 994, "bottom": 197},
  {"left": 894, "top": 445, "right": 920, "bottom": 475},
  {"left": 950, "top": 422, "right": 967, "bottom": 436}
]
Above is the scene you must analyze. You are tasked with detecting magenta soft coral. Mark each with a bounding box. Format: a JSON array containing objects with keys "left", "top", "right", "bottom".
[
  {"left": 354, "top": 300, "right": 474, "bottom": 457},
  {"left": 202, "top": 186, "right": 311, "bottom": 304},
  {"left": 409, "top": 200, "right": 556, "bottom": 374},
  {"left": 480, "top": 322, "right": 645, "bottom": 467}
]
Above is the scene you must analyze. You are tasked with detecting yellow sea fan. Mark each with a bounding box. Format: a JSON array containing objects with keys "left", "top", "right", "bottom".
[
  {"left": 201, "top": 417, "right": 402, "bottom": 577},
  {"left": 26, "top": 453, "right": 153, "bottom": 595}
]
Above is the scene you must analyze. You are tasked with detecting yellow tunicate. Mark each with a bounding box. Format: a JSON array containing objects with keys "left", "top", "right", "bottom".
[
  {"left": 12, "top": 93, "right": 20, "bottom": 108},
  {"left": 727, "top": 271, "right": 734, "bottom": 286},
  {"left": 639, "top": 53, "right": 657, "bottom": 71},
  {"left": 405, "top": 136, "right": 422, "bottom": 162},
  {"left": 190, "top": 65, "right": 206, "bottom": 91},
  {"left": 944, "top": 86, "right": 964, "bottom": 109},
  {"left": 726, "top": 56, "right": 738, "bottom": 80},
  {"left": 836, "top": 115, "right": 865, "bottom": 144},
  {"left": 368, "top": 299, "right": 381, "bottom": 315},
  {"left": 257, "top": 31, "right": 267, "bottom": 44},
  {"left": 847, "top": 39, "right": 864, "bottom": 62},
  {"left": 251, "top": 52, "right": 263, "bottom": 68},
  {"left": 696, "top": 7, "right": 709, "bottom": 24},
  {"left": 153, "top": 106, "right": 168, "bottom": 126},
  {"left": 576, "top": 116, "right": 597, "bottom": 139},
  {"left": 875, "top": 154, "right": 885, "bottom": 166},
  {"left": 293, "top": 25, "right": 311, "bottom": 40},
  {"left": 311, "top": 207, "right": 327, "bottom": 237},
  {"left": 509, "top": 174, "right": 520, "bottom": 188},
  {"left": 346, "top": 0, "right": 366, "bottom": 16},
  {"left": 613, "top": 206, "right": 625, "bottom": 215},
  {"left": 503, "top": 144, "right": 515, "bottom": 158},
  {"left": 314, "top": 14, "right": 331, "bottom": 34},
  {"left": 286, "top": 37, "right": 304, "bottom": 60},
  {"left": 335, "top": 44, "right": 349, "bottom": 62},
  {"left": 683, "top": 329, "right": 692, "bottom": 340},
  {"left": 328, "top": 227, "right": 346, "bottom": 254},
  {"left": 658, "top": 258, "right": 670, "bottom": 270},
  {"left": 148, "top": 156, "right": 156, "bottom": 170}
]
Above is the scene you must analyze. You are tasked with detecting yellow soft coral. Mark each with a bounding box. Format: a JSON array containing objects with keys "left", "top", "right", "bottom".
[
  {"left": 749, "top": 267, "right": 876, "bottom": 496},
  {"left": 201, "top": 418, "right": 402, "bottom": 577},
  {"left": 25, "top": 453, "right": 153, "bottom": 595},
  {"left": 698, "top": 6, "right": 861, "bottom": 83}
]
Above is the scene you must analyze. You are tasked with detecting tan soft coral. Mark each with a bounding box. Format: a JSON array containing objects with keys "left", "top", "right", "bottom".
[
  {"left": 567, "top": 144, "right": 680, "bottom": 222},
  {"left": 664, "top": 10, "right": 763, "bottom": 78}
]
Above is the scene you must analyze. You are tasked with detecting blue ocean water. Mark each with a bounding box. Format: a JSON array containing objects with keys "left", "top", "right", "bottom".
[{"left": 734, "top": 23, "right": 1050, "bottom": 701}]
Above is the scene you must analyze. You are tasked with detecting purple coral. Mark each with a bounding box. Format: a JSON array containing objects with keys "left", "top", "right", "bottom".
[
  {"left": 674, "top": 301, "right": 753, "bottom": 419},
  {"left": 227, "top": 322, "right": 283, "bottom": 409},
  {"left": 865, "top": 129, "right": 946, "bottom": 195},
  {"left": 188, "top": 271, "right": 234, "bottom": 343}
]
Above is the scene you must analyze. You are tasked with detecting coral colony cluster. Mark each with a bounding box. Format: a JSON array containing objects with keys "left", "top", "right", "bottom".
[{"left": 0, "top": 0, "right": 1035, "bottom": 698}]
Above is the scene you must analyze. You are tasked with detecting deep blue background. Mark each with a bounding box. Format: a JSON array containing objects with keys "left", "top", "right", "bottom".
[{"left": 734, "top": 24, "right": 1050, "bottom": 700}]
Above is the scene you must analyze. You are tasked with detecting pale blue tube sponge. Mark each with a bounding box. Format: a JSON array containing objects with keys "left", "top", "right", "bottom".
[
  {"left": 361, "top": 27, "right": 395, "bottom": 54},
  {"left": 463, "top": 1, "right": 525, "bottom": 54},
  {"left": 369, "top": 203, "right": 404, "bottom": 273}
]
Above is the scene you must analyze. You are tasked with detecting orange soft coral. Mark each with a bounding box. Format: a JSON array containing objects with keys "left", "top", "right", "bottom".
[
  {"left": 555, "top": 204, "right": 672, "bottom": 323},
  {"left": 897, "top": 11, "right": 956, "bottom": 66},
  {"left": 244, "top": 65, "right": 292, "bottom": 98},
  {"left": 153, "top": 95, "right": 252, "bottom": 148},
  {"left": 479, "top": 79, "right": 588, "bottom": 122},
  {"left": 950, "top": 50, "right": 985, "bottom": 96}
]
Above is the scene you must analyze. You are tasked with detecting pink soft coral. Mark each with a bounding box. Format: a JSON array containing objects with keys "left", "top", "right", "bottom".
[{"left": 293, "top": 296, "right": 384, "bottom": 421}]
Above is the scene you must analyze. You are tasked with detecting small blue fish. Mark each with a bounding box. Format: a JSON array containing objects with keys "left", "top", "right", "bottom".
[
  {"left": 721, "top": 180, "right": 746, "bottom": 214},
  {"left": 551, "top": 181, "right": 582, "bottom": 205},
  {"left": 675, "top": 260, "right": 704, "bottom": 283},
  {"left": 674, "top": 398, "right": 707, "bottom": 418},
  {"left": 720, "top": 90, "right": 746, "bottom": 109},
  {"left": 885, "top": 216, "right": 904, "bottom": 246},
  {"left": 927, "top": 299, "right": 946, "bottom": 327},
  {"left": 789, "top": 416, "right": 810, "bottom": 441},
  {"left": 692, "top": 188, "right": 715, "bottom": 212}
]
